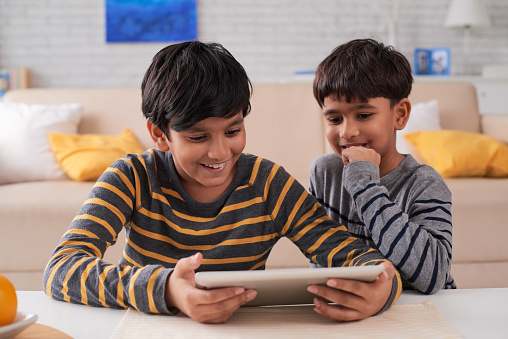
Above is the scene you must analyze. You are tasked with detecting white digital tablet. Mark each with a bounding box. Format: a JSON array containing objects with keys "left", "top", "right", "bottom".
[{"left": 195, "top": 265, "right": 384, "bottom": 307}]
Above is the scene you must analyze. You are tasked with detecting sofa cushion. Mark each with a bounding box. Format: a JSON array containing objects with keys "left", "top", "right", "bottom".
[
  {"left": 396, "top": 99, "right": 441, "bottom": 162},
  {"left": 3, "top": 88, "right": 154, "bottom": 150},
  {"left": 0, "top": 180, "right": 126, "bottom": 273},
  {"left": 0, "top": 102, "right": 82, "bottom": 184},
  {"left": 409, "top": 82, "right": 480, "bottom": 133},
  {"left": 405, "top": 130, "right": 508, "bottom": 177},
  {"left": 445, "top": 177, "right": 508, "bottom": 263},
  {"left": 48, "top": 129, "right": 145, "bottom": 181},
  {"left": 244, "top": 83, "right": 325, "bottom": 187},
  {"left": 0, "top": 180, "right": 94, "bottom": 272},
  {"left": 481, "top": 114, "right": 508, "bottom": 143}
]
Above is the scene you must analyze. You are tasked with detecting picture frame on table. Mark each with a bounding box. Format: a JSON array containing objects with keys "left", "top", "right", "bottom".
[{"left": 414, "top": 47, "right": 450, "bottom": 76}]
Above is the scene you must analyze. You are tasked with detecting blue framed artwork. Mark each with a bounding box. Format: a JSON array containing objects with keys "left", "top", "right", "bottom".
[
  {"left": 106, "top": 0, "right": 197, "bottom": 43},
  {"left": 414, "top": 48, "right": 450, "bottom": 76}
]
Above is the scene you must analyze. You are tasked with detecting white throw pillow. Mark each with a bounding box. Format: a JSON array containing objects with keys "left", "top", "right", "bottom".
[
  {"left": 397, "top": 99, "right": 441, "bottom": 162},
  {"left": 0, "top": 102, "right": 82, "bottom": 184}
]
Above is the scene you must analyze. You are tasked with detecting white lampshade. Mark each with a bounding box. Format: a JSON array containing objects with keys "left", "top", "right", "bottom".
[{"left": 445, "top": 0, "right": 491, "bottom": 28}]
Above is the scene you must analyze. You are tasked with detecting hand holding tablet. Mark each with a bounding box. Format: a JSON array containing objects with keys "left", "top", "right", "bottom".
[{"left": 195, "top": 266, "right": 385, "bottom": 307}]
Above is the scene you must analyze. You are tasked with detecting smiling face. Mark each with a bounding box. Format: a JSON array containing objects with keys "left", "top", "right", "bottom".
[
  {"left": 149, "top": 112, "right": 246, "bottom": 202},
  {"left": 322, "top": 96, "right": 410, "bottom": 176}
]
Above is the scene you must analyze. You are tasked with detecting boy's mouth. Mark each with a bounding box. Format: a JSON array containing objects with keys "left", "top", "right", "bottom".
[
  {"left": 341, "top": 143, "right": 367, "bottom": 149},
  {"left": 202, "top": 161, "right": 227, "bottom": 169}
]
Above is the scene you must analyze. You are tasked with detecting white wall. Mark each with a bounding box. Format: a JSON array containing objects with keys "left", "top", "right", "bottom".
[{"left": 0, "top": 0, "right": 507, "bottom": 88}]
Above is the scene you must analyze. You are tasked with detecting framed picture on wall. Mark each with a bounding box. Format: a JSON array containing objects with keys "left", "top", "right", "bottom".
[
  {"left": 106, "top": 0, "right": 197, "bottom": 43},
  {"left": 414, "top": 48, "right": 450, "bottom": 76}
]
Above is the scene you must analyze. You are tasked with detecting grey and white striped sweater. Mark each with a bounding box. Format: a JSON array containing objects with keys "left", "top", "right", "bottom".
[{"left": 309, "top": 153, "right": 456, "bottom": 294}]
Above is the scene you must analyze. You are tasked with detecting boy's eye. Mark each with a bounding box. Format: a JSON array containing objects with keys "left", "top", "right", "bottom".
[
  {"left": 187, "top": 135, "right": 205, "bottom": 142},
  {"left": 327, "top": 116, "right": 343, "bottom": 124},
  {"left": 358, "top": 113, "right": 373, "bottom": 120},
  {"left": 226, "top": 129, "right": 241, "bottom": 136}
]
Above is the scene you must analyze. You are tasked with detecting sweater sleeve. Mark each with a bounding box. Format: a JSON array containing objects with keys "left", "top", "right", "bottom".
[
  {"left": 270, "top": 165, "right": 402, "bottom": 311},
  {"left": 344, "top": 161, "right": 453, "bottom": 294},
  {"left": 43, "top": 157, "right": 174, "bottom": 314}
]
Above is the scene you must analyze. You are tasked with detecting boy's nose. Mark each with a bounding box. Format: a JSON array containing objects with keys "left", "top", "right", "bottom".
[
  {"left": 340, "top": 121, "right": 360, "bottom": 139},
  {"left": 208, "top": 137, "right": 229, "bottom": 160}
]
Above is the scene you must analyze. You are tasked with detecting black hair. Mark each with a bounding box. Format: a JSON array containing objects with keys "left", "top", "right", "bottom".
[
  {"left": 141, "top": 41, "right": 252, "bottom": 135},
  {"left": 313, "top": 38, "right": 413, "bottom": 108}
]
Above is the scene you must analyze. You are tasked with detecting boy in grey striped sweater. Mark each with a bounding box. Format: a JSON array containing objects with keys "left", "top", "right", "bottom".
[{"left": 310, "top": 39, "right": 456, "bottom": 294}]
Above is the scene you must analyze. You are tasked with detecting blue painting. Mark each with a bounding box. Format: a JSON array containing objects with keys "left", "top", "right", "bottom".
[{"left": 106, "top": 0, "right": 197, "bottom": 43}]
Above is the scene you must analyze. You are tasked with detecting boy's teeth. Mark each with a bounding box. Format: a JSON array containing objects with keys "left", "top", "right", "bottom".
[{"left": 205, "top": 162, "right": 225, "bottom": 169}]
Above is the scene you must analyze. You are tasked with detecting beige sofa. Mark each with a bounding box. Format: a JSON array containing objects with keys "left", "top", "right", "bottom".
[{"left": 2, "top": 82, "right": 508, "bottom": 291}]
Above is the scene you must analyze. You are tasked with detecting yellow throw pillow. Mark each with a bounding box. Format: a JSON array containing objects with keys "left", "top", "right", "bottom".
[
  {"left": 404, "top": 130, "right": 508, "bottom": 178},
  {"left": 48, "top": 129, "right": 145, "bottom": 181}
]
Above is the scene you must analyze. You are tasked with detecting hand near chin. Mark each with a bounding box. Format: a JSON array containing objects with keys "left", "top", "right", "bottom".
[
  {"left": 307, "top": 261, "right": 396, "bottom": 322},
  {"left": 342, "top": 146, "right": 381, "bottom": 166},
  {"left": 165, "top": 253, "right": 257, "bottom": 324}
]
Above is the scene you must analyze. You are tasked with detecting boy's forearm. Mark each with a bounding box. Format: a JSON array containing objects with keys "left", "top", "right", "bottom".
[{"left": 43, "top": 239, "right": 174, "bottom": 314}]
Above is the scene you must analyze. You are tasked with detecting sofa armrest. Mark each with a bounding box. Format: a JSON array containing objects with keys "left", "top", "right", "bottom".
[{"left": 481, "top": 115, "right": 508, "bottom": 143}]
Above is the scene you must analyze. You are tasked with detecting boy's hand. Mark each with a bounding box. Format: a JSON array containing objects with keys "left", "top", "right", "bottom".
[
  {"left": 342, "top": 146, "right": 381, "bottom": 167},
  {"left": 307, "top": 261, "right": 395, "bottom": 322},
  {"left": 165, "top": 253, "right": 257, "bottom": 324}
]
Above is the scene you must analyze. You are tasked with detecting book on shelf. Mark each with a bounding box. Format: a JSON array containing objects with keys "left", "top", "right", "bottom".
[{"left": 0, "top": 67, "right": 30, "bottom": 98}]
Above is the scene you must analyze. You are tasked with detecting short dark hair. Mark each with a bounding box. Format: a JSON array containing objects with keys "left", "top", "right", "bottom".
[
  {"left": 313, "top": 39, "right": 413, "bottom": 108},
  {"left": 141, "top": 41, "right": 252, "bottom": 135}
]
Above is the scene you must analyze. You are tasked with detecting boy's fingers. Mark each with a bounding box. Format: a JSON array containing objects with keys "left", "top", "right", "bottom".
[
  {"left": 169, "top": 253, "right": 258, "bottom": 323},
  {"left": 308, "top": 283, "right": 381, "bottom": 320},
  {"left": 192, "top": 286, "right": 244, "bottom": 304},
  {"left": 375, "top": 269, "right": 389, "bottom": 283},
  {"left": 312, "top": 298, "right": 361, "bottom": 322},
  {"left": 378, "top": 261, "right": 395, "bottom": 280},
  {"left": 187, "top": 288, "right": 257, "bottom": 323},
  {"left": 308, "top": 283, "right": 364, "bottom": 310},
  {"left": 173, "top": 253, "right": 202, "bottom": 279},
  {"left": 195, "top": 288, "right": 257, "bottom": 306}
]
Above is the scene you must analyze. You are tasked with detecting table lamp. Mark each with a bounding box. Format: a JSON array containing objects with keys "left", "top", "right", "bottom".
[{"left": 444, "top": 0, "right": 491, "bottom": 75}]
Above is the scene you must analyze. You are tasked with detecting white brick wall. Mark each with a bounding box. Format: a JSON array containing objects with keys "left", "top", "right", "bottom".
[{"left": 0, "top": 0, "right": 506, "bottom": 88}]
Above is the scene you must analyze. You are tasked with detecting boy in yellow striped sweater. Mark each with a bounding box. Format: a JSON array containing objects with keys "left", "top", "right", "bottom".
[{"left": 44, "top": 41, "right": 401, "bottom": 324}]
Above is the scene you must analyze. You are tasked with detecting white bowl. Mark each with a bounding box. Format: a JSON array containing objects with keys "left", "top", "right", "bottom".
[{"left": 0, "top": 312, "right": 38, "bottom": 339}]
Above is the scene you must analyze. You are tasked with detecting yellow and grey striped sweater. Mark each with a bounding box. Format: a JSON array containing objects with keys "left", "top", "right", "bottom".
[{"left": 43, "top": 150, "right": 401, "bottom": 314}]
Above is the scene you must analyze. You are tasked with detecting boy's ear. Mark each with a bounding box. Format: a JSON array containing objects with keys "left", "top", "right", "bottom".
[
  {"left": 394, "top": 98, "right": 411, "bottom": 131},
  {"left": 147, "top": 121, "right": 170, "bottom": 151}
]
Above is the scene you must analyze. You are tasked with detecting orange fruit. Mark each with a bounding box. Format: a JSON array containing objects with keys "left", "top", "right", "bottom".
[{"left": 0, "top": 274, "right": 17, "bottom": 326}]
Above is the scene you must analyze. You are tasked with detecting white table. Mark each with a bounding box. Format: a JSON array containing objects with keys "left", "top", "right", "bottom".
[{"left": 17, "top": 288, "right": 508, "bottom": 339}]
